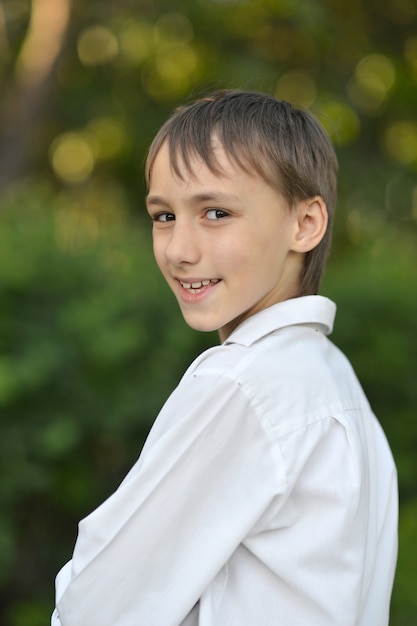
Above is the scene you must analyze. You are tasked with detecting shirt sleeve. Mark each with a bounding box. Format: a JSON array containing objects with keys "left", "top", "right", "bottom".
[{"left": 55, "top": 370, "right": 286, "bottom": 626}]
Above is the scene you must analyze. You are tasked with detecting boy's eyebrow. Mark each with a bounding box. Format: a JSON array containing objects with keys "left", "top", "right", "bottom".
[
  {"left": 146, "top": 191, "right": 241, "bottom": 208},
  {"left": 145, "top": 195, "right": 169, "bottom": 209}
]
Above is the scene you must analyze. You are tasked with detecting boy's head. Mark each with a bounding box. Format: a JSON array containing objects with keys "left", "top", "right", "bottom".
[{"left": 146, "top": 89, "right": 338, "bottom": 296}]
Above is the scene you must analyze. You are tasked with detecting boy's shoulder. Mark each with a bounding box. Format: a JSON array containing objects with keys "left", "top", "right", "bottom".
[{"left": 182, "top": 295, "right": 369, "bottom": 428}]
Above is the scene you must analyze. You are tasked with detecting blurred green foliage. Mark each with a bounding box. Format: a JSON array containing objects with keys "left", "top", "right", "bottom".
[
  {"left": 0, "top": 0, "right": 416, "bottom": 624},
  {"left": 0, "top": 186, "right": 215, "bottom": 623}
]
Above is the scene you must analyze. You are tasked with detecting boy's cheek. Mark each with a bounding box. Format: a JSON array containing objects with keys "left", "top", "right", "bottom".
[{"left": 152, "top": 242, "right": 165, "bottom": 270}]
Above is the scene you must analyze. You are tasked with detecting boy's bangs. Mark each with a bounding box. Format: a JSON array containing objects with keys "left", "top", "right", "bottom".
[{"left": 166, "top": 118, "right": 257, "bottom": 183}]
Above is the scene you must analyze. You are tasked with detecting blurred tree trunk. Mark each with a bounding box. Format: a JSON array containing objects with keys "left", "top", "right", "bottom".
[{"left": 0, "top": 0, "right": 72, "bottom": 198}]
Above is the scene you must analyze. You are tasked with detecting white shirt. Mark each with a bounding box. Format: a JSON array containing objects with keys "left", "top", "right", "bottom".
[{"left": 52, "top": 296, "right": 398, "bottom": 626}]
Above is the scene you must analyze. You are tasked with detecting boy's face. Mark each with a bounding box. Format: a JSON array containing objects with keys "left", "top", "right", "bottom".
[{"left": 146, "top": 140, "right": 305, "bottom": 341}]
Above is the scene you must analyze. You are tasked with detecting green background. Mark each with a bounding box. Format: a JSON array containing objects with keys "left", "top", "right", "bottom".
[{"left": 0, "top": 0, "right": 416, "bottom": 623}]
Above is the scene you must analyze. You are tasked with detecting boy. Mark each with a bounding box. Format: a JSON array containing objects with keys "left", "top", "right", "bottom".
[{"left": 52, "top": 90, "right": 398, "bottom": 625}]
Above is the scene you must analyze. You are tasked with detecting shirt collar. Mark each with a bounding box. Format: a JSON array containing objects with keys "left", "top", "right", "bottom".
[{"left": 223, "top": 295, "right": 336, "bottom": 347}]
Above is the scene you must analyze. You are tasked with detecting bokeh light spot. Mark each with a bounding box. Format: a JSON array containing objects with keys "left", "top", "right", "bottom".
[
  {"left": 383, "top": 121, "right": 417, "bottom": 165},
  {"left": 347, "top": 54, "right": 396, "bottom": 114},
  {"left": 86, "top": 118, "right": 129, "bottom": 161},
  {"left": 118, "top": 19, "right": 154, "bottom": 65},
  {"left": 49, "top": 132, "right": 94, "bottom": 183},
  {"left": 155, "top": 44, "right": 197, "bottom": 80},
  {"left": 141, "top": 44, "right": 200, "bottom": 101},
  {"left": 314, "top": 97, "right": 360, "bottom": 145},
  {"left": 77, "top": 25, "right": 119, "bottom": 67}
]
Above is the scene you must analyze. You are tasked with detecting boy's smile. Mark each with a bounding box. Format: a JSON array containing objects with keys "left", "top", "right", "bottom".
[
  {"left": 178, "top": 278, "right": 220, "bottom": 296},
  {"left": 146, "top": 140, "right": 306, "bottom": 341}
]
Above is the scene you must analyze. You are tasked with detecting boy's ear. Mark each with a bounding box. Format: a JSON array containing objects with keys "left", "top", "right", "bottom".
[{"left": 291, "top": 196, "right": 328, "bottom": 253}]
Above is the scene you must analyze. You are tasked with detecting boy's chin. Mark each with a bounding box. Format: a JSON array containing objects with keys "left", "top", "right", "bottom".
[
  {"left": 179, "top": 311, "right": 222, "bottom": 334},
  {"left": 183, "top": 319, "right": 220, "bottom": 334}
]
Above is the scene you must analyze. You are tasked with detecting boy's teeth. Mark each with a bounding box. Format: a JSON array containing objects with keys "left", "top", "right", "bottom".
[{"left": 180, "top": 279, "right": 219, "bottom": 289}]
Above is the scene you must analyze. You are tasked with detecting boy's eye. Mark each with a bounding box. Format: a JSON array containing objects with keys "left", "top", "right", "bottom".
[
  {"left": 206, "top": 209, "right": 229, "bottom": 220},
  {"left": 153, "top": 212, "right": 175, "bottom": 222}
]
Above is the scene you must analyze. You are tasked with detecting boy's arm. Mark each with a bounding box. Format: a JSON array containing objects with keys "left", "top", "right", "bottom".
[{"left": 55, "top": 371, "right": 285, "bottom": 626}]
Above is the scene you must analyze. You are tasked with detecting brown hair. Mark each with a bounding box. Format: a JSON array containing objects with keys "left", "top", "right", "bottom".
[{"left": 146, "top": 89, "right": 338, "bottom": 295}]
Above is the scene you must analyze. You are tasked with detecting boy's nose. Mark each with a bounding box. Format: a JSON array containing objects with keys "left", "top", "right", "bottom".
[{"left": 165, "top": 220, "right": 200, "bottom": 267}]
